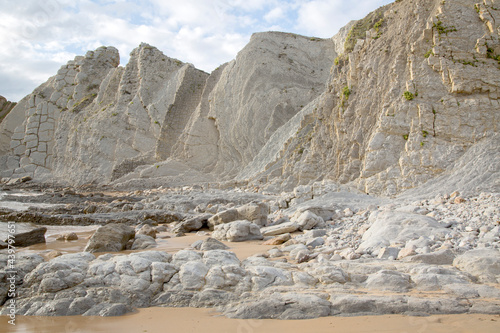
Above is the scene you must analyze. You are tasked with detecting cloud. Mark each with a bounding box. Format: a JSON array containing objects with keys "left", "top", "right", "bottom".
[
  {"left": 295, "top": 0, "right": 392, "bottom": 37},
  {"left": 0, "top": 0, "right": 393, "bottom": 102}
]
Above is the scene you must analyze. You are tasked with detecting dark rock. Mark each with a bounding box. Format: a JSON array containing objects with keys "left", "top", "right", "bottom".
[
  {"left": 12, "top": 227, "right": 47, "bottom": 247},
  {"left": 173, "top": 214, "right": 212, "bottom": 233},
  {"left": 84, "top": 223, "right": 135, "bottom": 253}
]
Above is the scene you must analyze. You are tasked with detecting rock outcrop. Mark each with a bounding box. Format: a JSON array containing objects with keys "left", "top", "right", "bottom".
[
  {"left": 0, "top": 0, "right": 498, "bottom": 197},
  {"left": 0, "top": 96, "right": 16, "bottom": 123}
]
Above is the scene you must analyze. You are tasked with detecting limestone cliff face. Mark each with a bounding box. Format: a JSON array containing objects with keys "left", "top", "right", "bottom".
[
  {"left": 0, "top": 34, "right": 334, "bottom": 186},
  {"left": 1, "top": 0, "right": 498, "bottom": 194},
  {"left": 249, "top": 0, "right": 500, "bottom": 195},
  {"left": 0, "top": 44, "right": 208, "bottom": 184},
  {"left": 173, "top": 32, "right": 336, "bottom": 179}
]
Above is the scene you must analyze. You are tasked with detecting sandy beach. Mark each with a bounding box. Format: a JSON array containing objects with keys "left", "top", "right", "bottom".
[{"left": 2, "top": 308, "right": 499, "bottom": 333}]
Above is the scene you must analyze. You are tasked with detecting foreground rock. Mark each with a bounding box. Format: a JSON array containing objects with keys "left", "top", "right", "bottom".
[
  {"left": 1, "top": 243, "right": 499, "bottom": 319},
  {"left": 11, "top": 227, "right": 47, "bottom": 247},
  {"left": 83, "top": 223, "right": 135, "bottom": 253}
]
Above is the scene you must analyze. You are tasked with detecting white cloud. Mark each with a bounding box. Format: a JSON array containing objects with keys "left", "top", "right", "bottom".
[
  {"left": 0, "top": 0, "right": 394, "bottom": 102},
  {"left": 295, "top": 0, "right": 392, "bottom": 37},
  {"left": 265, "top": 7, "right": 286, "bottom": 23}
]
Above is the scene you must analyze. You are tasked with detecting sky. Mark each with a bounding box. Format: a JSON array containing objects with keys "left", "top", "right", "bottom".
[{"left": 0, "top": 0, "right": 393, "bottom": 102}]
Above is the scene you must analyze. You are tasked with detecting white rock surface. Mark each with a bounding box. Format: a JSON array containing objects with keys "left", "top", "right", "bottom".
[{"left": 212, "top": 220, "right": 264, "bottom": 242}]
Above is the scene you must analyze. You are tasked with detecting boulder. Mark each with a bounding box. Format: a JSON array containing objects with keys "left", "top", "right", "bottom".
[
  {"left": 11, "top": 227, "right": 47, "bottom": 247},
  {"left": 261, "top": 222, "right": 299, "bottom": 236},
  {"left": 207, "top": 203, "right": 269, "bottom": 229},
  {"left": 404, "top": 249, "right": 456, "bottom": 265},
  {"left": 136, "top": 224, "right": 157, "bottom": 239},
  {"left": 56, "top": 232, "right": 78, "bottom": 241},
  {"left": 365, "top": 270, "right": 412, "bottom": 292},
  {"left": 377, "top": 247, "right": 400, "bottom": 260},
  {"left": 262, "top": 233, "right": 291, "bottom": 245},
  {"left": 236, "top": 202, "right": 269, "bottom": 227},
  {"left": 192, "top": 237, "right": 229, "bottom": 251},
  {"left": 84, "top": 223, "right": 135, "bottom": 253},
  {"left": 453, "top": 249, "right": 500, "bottom": 283},
  {"left": 310, "top": 265, "right": 348, "bottom": 284},
  {"left": 291, "top": 211, "right": 325, "bottom": 231},
  {"left": 173, "top": 214, "right": 211, "bottom": 233},
  {"left": 207, "top": 209, "right": 239, "bottom": 230},
  {"left": 131, "top": 234, "right": 157, "bottom": 250},
  {"left": 212, "top": 220, "right": 263, "bottom": 242},
  {"left": 306, "top": 237, "right": 325, "bottom": 249},
  {"left": 358, "top": 212, "right": 450, "bottom": 253}
]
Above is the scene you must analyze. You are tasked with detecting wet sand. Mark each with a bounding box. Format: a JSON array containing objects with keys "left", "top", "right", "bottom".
[
  {"left": 2, "top": 308, "right": 499, "bottom": 333},
  {"left": 18, "top": 227, "right": 274, "bottom": 261}
]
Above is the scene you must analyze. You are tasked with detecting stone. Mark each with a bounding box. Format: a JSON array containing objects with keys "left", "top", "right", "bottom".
[
  {"left": 173, "top": 214, "right": 211, "bottom": 233},
  {"left": 84, "top": 223, "right": 135, "bottom": 253},
  {"left": 207, "top": 209, "right": 239, "bottom": 230},
  {"left": 453, "top": 249, "right": 500, "bottom": 283},
  {"left": 365, "top": 270, "right": 412, "bottom": 292},
  {"left": 212, "top": 220, "right": 263, "bottom": 242},
  {"left": 136, "top": 224, "right": 157, "bottom": 238},
  {"left": 236, "top": 202, "right": 269, "bottom": 227},
  {"left": 358, "top": 212, "right": 449, "bottom": 253},
  {"left": 131, "top": 234, "right": 157, "bottom": 250},
  {"left": 11, "top": 227, "right": 47, "bottom": 247},
  {"left": 224, "top": 293, "right": 332, "bottom": 319},
  {"left": 261, "top": 222, "right": 299, "bottom": 236},
  {"left": 268, "top": 248, "right": 284, "bottom": 258},
  {"left": 306, "top": 237, "right": 325, "bottom": 249},
  {"left": 203, "top": 250, "right": 240, "bottom": 267},
  {"left": 377, "top": 247, "right": 400, "bottom": 260},
  {"left": 262, "top": 233, "right": 291, "bottom": 245},
  {"left": 330, "top": 295, "right": 408, "bottom": 316},
  {"left": 247, "top": 266, "right": 293, "bottom": 290},
  {"left": 310, "top": 265, "right": 348, "bottom": 284},
  {"left": 83, "top": 303, "right": 133, "bottom": 317},
  {"left": 292, "top": 211, "right": 325, "bottom": 231},
  {"left": 303, "top": 229, "right": 327, "bottom": 238},
  {"left": 56, "top": 232, "right": 78, "bottom": 241},
  {"left": 172, "top": 250, "right": 202, "bottom": 267},
  {"left": 190, "top": 289, "right": 236, "bottom": 308},
  {"left": 67, "top": 297, "right": 96, "bottom": 316},
  {"left": 397, "top": 247, "right": 416, "bottom": 259},
  {"left": 193, "top": 237, "right": 229, "bottom": 251},
  {"left": 404, "top": 249, "right": 456, "bottom": 265},
  {"left": 179, "top": 261, "right": 209, "bottom": 290}
]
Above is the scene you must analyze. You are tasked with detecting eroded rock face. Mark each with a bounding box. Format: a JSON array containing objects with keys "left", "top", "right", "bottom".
[
  {"left": 173, "top": 32, "right": 336, "bottom": 179},
  {"left": 247, "top": 0, "right": 500, "bottom": 195},
  {"left": 0, "top": 33, "right": 335, "bottom": 189}
]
